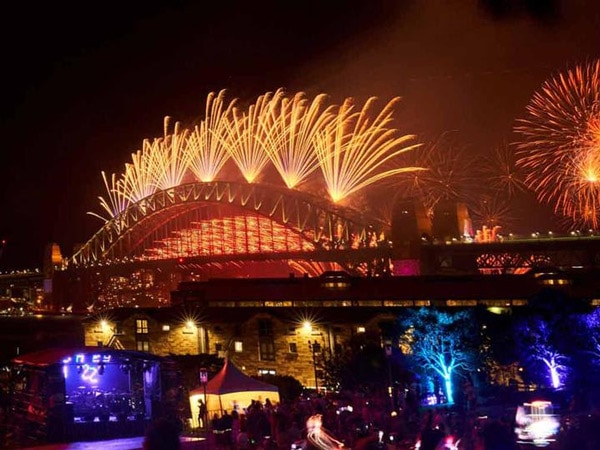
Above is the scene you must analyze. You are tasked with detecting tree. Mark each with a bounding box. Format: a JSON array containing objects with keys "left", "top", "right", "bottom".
[
  {"left": 318, "top": 328, "right": 413, "bottom": 398},
  {"left": 512, "top": 287, "right": 592, "bottom": 392},
  {"left": 319, "top": 330, "right": 391, "bottom": 394},
  {"left": 577, "top": 308, "right": 600, "bottom": 362},
  {"left": 398, "top": 308, "right": 478, "bottom": 405},
  {"left": 258, "top": 374, "right": 303, "bottom": 402},
  {"left": 513, "top": 316, "right": 568, "bottom": 389},
  {"left": 568, "top": 308, "right": 600, "bottom": 396}
]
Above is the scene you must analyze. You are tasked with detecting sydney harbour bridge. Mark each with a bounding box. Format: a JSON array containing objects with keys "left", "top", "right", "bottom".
[
  {"left": 69, "top": 180, "right": 391, "bottom": 272},
  {"left": 52, "top": 179, "right": 396, "bottom": 312},
  {"left": 44, "top": 178, "right": 600, "bottom": 313}
]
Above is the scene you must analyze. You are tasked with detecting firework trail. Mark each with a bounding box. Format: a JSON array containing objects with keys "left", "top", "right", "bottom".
[
  {"left": 470, "top": 195, "right": 516, "bottom": 232},
  {"left": 88, "top": 171, "right": 130, "bottom": 222},
  {"left": 480, "top": 144, "right": 527, "bottom": 198},
  {"left": 187, "top": 90, "right": 236, "bottom": 182},
  {"left": 121, "top": 141, "right": 159, "bottom": 204},
  {"left": 264, "top": 90, "right": 335, "bottom": 189},
  {"left": 314, "top": 96, "right": 421, "bottom": 203},
  {"left": 394, "top": 132, "right": 476, "bottom": 215},
  {"left": 222, "top": 90, "right": 278, "bottom": 183},
  {"left": 514, "top": 59, "right": 600, "bottom": 228},
  {"left": 152, "top": 117, "right": 190, "bottom": 191}
]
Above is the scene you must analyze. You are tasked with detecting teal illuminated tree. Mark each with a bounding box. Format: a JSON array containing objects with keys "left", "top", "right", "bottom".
[{"left": 399, "top": 308, "right": 478, "bottom": 404}]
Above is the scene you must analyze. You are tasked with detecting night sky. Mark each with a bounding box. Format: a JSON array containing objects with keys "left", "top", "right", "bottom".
[{"left": 1, "top": 0, "right": 599, "bottom": 269}]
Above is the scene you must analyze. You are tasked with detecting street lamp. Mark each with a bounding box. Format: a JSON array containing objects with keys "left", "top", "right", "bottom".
[
  {"left": 199, "top": 367, "right": 208, "bottom": 429},
  {"left": 308, "top": 341, "right": 321, "bottom": 393}
]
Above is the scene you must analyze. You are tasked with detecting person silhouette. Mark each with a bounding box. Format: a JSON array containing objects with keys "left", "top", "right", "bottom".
[{"left": 198, "top": 399, "right": 208, "bottom": 428}]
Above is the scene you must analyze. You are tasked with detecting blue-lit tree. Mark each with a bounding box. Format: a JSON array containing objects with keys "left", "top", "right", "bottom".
[
  {"left": 581, "top": 308, "right": 600, "bottom": 362},
  {"left": 514, "top": 316, "right": 569, "bottom": 390},
  {"left": 398, "top": 308, "right": 478, "bottom": 405},
  {"left": 571, "top": 308, "right": 600, "bottom": 377}
]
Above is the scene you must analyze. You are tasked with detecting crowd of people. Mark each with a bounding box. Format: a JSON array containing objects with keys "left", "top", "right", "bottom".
[{"left": 144, "top": 391, "right": 600, "bottom": 450}]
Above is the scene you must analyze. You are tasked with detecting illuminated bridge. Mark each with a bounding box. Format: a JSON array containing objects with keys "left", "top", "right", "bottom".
[
  {"left": 68, "top": 180, "right": 391, "bottom": 273},
  {"left": 68, "top": 181, "right": 600, "bottom": 273},
  {"left": 47, "top": 181, "right": 600, "bottom": 313}
]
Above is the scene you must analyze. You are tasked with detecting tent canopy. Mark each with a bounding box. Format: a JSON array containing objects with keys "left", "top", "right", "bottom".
[
  {"left": 189, "top": 358, "right": 279, "bottom": 428},
  {"left": 200, "top": 358, "right": 279, "bottom": 395}
]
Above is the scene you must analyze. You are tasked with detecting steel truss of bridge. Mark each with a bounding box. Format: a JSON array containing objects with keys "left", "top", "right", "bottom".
[
  {"left": 420, "top": 235, "right": 600, "bottom": 274},
  {"left": 70, "top": 181, "right": 388, "bottom": 268}
]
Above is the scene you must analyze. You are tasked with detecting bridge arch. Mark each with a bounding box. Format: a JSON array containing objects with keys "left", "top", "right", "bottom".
[{"left": 70, "top": 181, "right": 389, "bottom": 267}]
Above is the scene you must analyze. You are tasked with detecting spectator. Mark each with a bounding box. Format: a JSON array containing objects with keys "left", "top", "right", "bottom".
[{"left": 198, "top": 399, "right": 207, "bottom": 429}]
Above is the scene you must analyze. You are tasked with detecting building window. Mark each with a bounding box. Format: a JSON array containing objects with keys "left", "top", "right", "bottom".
[
  {"left": 258, "top": 368, "right": 276, "bottom": 376},
  {"left": 258, "top": 319, "right": 275, "bottom": 361},
  {"left": 234, "top": 341, "right": 243, "bottom": 353},
  {"left": 258, "top": 319, "right": 273, "bottom": 337},
  {"left": 162, "top": 324, "right": 170, "bottom": 331},
  {"left": 356, "top": 326, "right": 366, "bottom": 334},
  {"left": 289, "top": 343, "right": 297, "bottom": 353},
  {"left": 136, "top": 319, "right": 149, "bottom": 334},
  {"left": 259, "top": 339, "right": 275, "bottom": 361},
  {"left": 136, "top": 339, "right": 150, "bottom": 352}
]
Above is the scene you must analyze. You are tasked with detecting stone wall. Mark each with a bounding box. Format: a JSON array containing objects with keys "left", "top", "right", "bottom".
[{"left": 83, "top": 309, "right": 393, "bottom": 388}]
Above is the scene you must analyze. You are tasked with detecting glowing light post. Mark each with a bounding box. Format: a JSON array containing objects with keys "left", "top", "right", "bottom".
[
  {"left": 308, "top": 341, "right": 321, "bottom": 393},
  {"left": 384, "top": 339, "right": 394, "bottom": 410},
  {"left": 199, "top": 367, "right": 208, "bottom": 429}
]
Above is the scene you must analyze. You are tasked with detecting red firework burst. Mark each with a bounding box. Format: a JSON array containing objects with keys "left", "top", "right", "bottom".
[{"left": 514, "top": 59, "right": 600, "bottom": 228}]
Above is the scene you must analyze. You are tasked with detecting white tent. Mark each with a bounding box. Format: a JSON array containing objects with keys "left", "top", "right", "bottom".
[{"left": 189, "top": 359, "right": 280, "bottom": 428}]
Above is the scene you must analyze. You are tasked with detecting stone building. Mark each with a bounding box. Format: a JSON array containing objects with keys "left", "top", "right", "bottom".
[
  {"left": 82, "top": 270, "right": 545, "bottom": 387},
  {"left": 83, "top": 303, "right": 397, "bottom": 388}
]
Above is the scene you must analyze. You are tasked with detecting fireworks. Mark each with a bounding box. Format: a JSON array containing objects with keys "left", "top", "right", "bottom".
[
  {"left": 264, "top": 90, "right": 335, "bottom": 189},
  {"left": 186, "top": 90, "right": 236, "bottom": 183},
  {"left": 87, "top": 171, "right": 129, "bottom": 223},
  {"left": 222, "top": 90, "right": 278, "bottom": 183},
  {"left": 152, "top": 117, "right": 190, "bottom": 191},
  {"left": 480, "top": 144, "right": 526, "bottom": 198},
  {"left": 514, "top": 59, "right": 600, "bottom": 228},
  {"left": 470, "top": 195, "right": 515, "bottom": 231},
  {"left": 90, "top": 89, "right": 421, "bottom": 220},
  {"left": 314, "top": 96, "right": 421, "bottom": 203},
  {"left": 393, "top": 132, "right": 476, "bottom": 214},
  {"left": 122, "top": 144, "right": 157, "bottom": 204}
]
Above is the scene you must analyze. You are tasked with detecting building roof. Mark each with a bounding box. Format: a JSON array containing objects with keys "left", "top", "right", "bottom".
[{"left": 191, "top": 358, "right": 278, "bottom": 396}]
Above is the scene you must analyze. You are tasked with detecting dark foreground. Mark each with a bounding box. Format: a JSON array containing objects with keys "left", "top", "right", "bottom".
[{"left": 20, "top": 435, "right": 206, "bottom": 450}]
